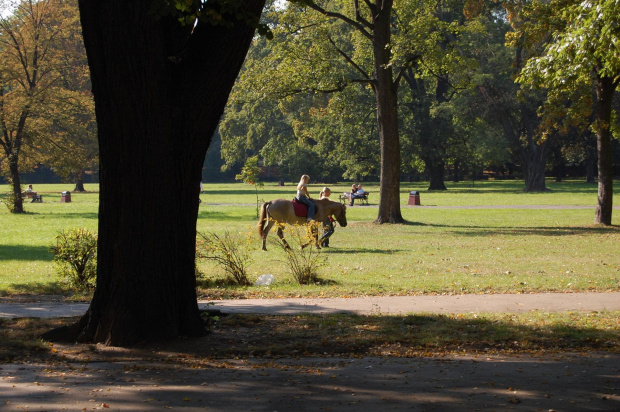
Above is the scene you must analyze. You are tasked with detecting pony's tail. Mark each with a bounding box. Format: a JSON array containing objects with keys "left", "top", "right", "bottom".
[{"left": 257, "top": 201, "right": 270, "bottom": 237}]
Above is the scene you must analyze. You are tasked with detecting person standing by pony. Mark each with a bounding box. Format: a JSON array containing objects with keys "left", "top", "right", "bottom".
[
  {"left": 296, "top": 174, "right": 316, "bottom": 223},
  {"left": 319, "top": 187, "right": 335, "bottom": 247}
]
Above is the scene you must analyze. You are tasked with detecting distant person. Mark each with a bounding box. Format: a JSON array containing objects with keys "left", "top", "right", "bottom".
[
  {"left": 23, "top": 184, "right": 39, "bottom": 202},
  {"left": 295, "top": 174, "right": 315, "bottom": 223},
  {"left": 351, "top": 184, "right": 366, "bottom": 206},
  {"left": 348, "top": 184, "right": 358, "bottom": 206},
  {"left": 319, "top": 187, "right": 335, "bottom": 247}
]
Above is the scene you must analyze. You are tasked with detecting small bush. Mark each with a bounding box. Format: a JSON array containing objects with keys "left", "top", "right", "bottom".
[
  {"left": 197, "top": 231, "right": 252, "bottom": 286},
  {"left": 2, "top": 190, "right": 22, "bottom": 213},
  {"left": 50, "top": 228, "right": 98, "bottom": 291},
  {"left": 271, "top": 224, "right": 327, "bottom": 285}
]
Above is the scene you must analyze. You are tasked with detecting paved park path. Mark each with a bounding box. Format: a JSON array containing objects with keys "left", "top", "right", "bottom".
[{"left": 2, "top": 291, "right": 620, "bottom": 318}]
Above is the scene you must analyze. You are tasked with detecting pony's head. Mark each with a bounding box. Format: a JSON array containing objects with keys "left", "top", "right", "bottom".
[{"left": 334, "top": 203, "right": 347, "bottom": 227}]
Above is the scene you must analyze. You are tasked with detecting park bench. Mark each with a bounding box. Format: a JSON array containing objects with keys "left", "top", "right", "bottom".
[
  {"left": 23, "top": 192, "right": 43, "bottom": 202},
  {"left": 339, "top": 191, "right": 369, "bottom": 206}
]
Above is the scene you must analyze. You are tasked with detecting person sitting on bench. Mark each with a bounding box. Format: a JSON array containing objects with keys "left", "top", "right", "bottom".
[
  {"left": 23, "top": 184, "right": 37, "bottom": 199},
  {"left": 350, "top": 184, "right": 366, "bottom": 206}
]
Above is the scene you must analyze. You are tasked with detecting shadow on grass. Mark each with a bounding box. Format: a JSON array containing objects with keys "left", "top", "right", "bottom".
[
  {"left": 205, "top": 189, "right": 295, "bottom": 197},
  {"left": 200, "top": 312, "right": 620, "bottom": 358},
  {"left": 1, "top": 281, "right": 68, "bottom": 296},
  {"left": 3, "top": 311, "right": 617, "bottom": 362},
  {"left": 43, "top": 212, "right": 99, "bottom": 220},
  {"left": 407, "top": 180, "right": 612, "bottom": 194},
  {"left": 444, "top": 225, "right": 620, "bottom": 237},
  {"left": 326, "top": 248, "right": 407, "bottom": 254},
  {"left": 197, "top": 210, "right": 257, "bottom": 221},
  {"left": 0, "top": 245, "right": 52, "bottom": 261}
]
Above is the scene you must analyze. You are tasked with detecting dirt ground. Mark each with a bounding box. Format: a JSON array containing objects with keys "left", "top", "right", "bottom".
[{"left": 2, "top": 353, "right": 619, "bottom": 411}]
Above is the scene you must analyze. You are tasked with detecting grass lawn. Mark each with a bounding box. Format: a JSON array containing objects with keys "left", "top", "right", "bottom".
[{"left": 0, "top": 180, "right": 618, "bottom": 298}]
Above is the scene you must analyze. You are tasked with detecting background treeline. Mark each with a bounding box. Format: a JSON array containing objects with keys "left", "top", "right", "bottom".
[
  {"left": 1, "top": 0, "right": 619, "bottom": 189},
  {"left": 218, "top": 0, "right": 619, "bottom": 189}
]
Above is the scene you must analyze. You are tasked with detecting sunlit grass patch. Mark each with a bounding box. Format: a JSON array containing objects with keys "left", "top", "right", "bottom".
[{"left": 1, "top": 182, "right": 619, "bottom": 297}]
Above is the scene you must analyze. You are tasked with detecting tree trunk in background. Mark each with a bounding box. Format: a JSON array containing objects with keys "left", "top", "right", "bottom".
[
  {"left": 425, "top": 160, "right": 447, "bottom": 190},
  {"left": 371, "top": 0, "right": 404, "bottom": 224},
  {"left": 74, "top": 171, "right": 86, "bottom": 192},
  {"left": 519, "top": 96, "right": 548, "bottom": 192},
  {"left": 8, "top": 154, "right": 24, "bottom": 213},
  {"left": 521, "top": 140, "right": 549, "bottom": 192},
  {"left": 47, "top": 0, "right": 266, "bottom": 345},
  {"left": 585, "top": 138, "right": 596, "bottom": 183},
  {"left": 594, "top": 75, "right": 616, "bottom": 225},
  {"left": 453, "top": 159, "right": 460, "bottom": 183}
]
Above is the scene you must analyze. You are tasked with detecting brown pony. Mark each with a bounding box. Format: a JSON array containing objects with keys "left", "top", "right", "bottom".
[{"left": 257, "top": 198, "right": 347, "bottom": 251}]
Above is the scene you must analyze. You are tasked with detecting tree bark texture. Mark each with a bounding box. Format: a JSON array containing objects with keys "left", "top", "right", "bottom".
[
  {"left": 74, "top": 171, "right": 86, "bottom": 192},
  {"left": 594, "top": 75, "right": 616, "bottom": 225},
  {"left": 426, "top": 161, "right": 448, "bottom": 190},
  {"left": 70, "top": 0, "right": 266, "bottom": 345},
  {"left": 8, "top": 154, "right": 24, "bottom": 213},
  {"left": 371, "top": 0, "right": 404, "bottom": 224},
  {"left": 518, "top": 98, "right": 548, "bottom": 192},
  {"left": 520, "top": 138, "right": 549, "bottom": 192}
]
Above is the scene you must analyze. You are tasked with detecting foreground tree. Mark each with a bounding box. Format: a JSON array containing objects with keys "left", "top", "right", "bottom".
[
  {"left": 518, "top": 0, "right": 619, "bottom": 224},
  {"left": 46, "top": 0, "right": 266, "bottom": 345}
]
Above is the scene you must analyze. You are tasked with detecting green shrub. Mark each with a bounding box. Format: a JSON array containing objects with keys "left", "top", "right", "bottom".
[
  {"left": 2, "top": 190, "right": 22, "bottom": 213},
  {"left": 196, "top": 231, "right": 252, "bottom": 286},
  {"left": 50, "top": 228, "right": 98, "bottom": 291},
  {"left": 272, "top": 224, "right": 327, "bottom": 285}
]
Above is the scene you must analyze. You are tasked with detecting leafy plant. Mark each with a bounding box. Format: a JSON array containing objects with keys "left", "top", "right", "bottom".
[
  {"left": 235, "top": 156, "right": 264, "bottom": 218},
  {"left": 196, "top": 231, "right": 252, "bottom": 286},
  {"left": 271, "top": 223, "right": 327, "bottom": 285},
  {"left": 50, "top": 228, "right": 98, "bottom": 291},
  {"left": 2, "top": 190, "right": 22, "bottom": 213}
]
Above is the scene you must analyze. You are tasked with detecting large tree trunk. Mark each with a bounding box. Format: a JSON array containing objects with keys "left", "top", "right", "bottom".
[
  {"left": 371, "top": 0, "right": 404, "bottom": 224},
  {"left": 594, "top": 75, "right": 616, "bottom": 225},
  {"left": 47, "top": 0, "right": 266, "bottom": 345}
]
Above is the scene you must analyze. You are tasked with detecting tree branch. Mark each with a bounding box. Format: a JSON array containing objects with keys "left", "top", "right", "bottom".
[
  {"left": 327, "top": 35, "right": 371, "bottom": 82},
  {"left": 296, "top": 0, "right": 373, "bottom": 41}
]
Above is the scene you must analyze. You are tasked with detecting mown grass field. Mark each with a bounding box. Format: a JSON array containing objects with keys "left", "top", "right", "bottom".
[{"left": 0, "top": 180, "right": 618, "bottom": 298}]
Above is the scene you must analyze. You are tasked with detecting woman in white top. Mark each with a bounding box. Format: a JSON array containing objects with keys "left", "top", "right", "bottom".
[{"left": 295, "top": 174, "right": 316, "bottom": 222}]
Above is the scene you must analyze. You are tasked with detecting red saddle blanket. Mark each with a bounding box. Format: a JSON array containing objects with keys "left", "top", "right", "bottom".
[{"left": 292, "top": 198, "right": 308, "bottom": 217}]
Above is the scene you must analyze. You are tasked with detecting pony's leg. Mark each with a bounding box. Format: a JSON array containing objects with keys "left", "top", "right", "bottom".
[
  {"left": 276, "top": 225, "right": 291, "bottom": 250},
  {"left": 262, "top": 219, "right": 275, "bottom": 251}
]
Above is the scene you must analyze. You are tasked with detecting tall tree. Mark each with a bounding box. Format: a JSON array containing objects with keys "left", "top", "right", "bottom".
[
  {"left": 45, "top": 0, "right": 267, "bottom": 345},
  {"left": 274, "top": 0, "right": 404, "bottom": 222},
  {"left": 0, "top": 0, "right": 81, "bottom": 212},
  {"left": 37, "top": 0, "right": 97, "bottom": 192},
  {"left": 517, "top": 0, "right": 619, "bottom": 224}
]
